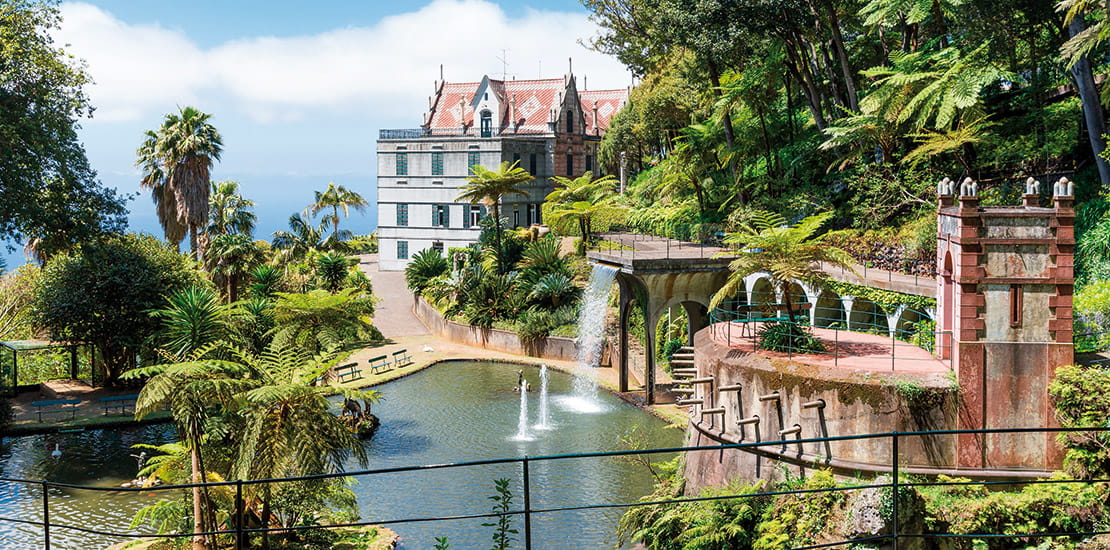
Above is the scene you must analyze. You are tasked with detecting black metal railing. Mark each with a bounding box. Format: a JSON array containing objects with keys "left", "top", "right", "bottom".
[
  {"left": 2, "top": 427, "right": 1108, "bottom": 549},
  {"left": 378, "top": 128, "right": 429, "bottom": 139}
]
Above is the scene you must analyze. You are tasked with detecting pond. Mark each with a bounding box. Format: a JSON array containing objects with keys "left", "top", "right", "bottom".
[
  {"left": 0, "top": 360, "right": 682, "bottom": 549},
  {"left": 356, "top": 360, "right": 682, "bottom": 549}
]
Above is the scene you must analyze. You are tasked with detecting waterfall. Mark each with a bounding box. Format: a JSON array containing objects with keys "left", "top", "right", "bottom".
[
  {"left": 536, "top": 365, "right": 552, "bottom": 430},
  {"left": 564, "top": 263, "right": 618, "bottom": 413},
  {"left": 512, "top": 377, "right": 532, "bottom": 441}
]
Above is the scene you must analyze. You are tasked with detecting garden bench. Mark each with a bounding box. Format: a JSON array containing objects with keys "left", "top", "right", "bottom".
[
  {"left": 100, "top": 394, "right": 138, "bottom": 415},
  {"left": 30, "top": 398, "right": 81, "bottom": 422},
  {"left": 368, "top": 355, "right": 392, "bottom": 375},
  {"left": 335, "top": 362, "right": 363, "bottom": 383},
  {"left": 391, "top": 349, "right": 413, "bottom": 368}
]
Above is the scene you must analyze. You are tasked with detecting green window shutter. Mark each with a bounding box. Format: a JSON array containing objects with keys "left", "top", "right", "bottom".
[
  {"left": 396, "top": 152, "right": 408, "bottom": 175},
  {"left": 432, "top": 152, "right": 443, "bottom": 175}
]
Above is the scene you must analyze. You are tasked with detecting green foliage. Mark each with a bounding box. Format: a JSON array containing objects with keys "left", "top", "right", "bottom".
[
  {"left": 1049, "top": 365, "right": 1110, "bottom": 478},
  {"left": 250, "top": 264, "right": 283, "bottom": 299},
  {"left": 31, "top": 233, "right": 205, "bottom": 385},
  {"left": 0, "top": 265, "right": 40, "bottom": 341},
  {"left": 840, "top": 165, "right": 938, "bottom": 230},
  {"left": 270, "top": 289, "right": 380, "bottom": 354},
  {"left": 433, "top": 536, "right": 450, "bottom": 549},
  {"left": 307, "top": 182, "right": 368, "bottom": 248},
  {"left": 528, "top": 273, "right": 579, "bottom": 309},
  {"left": 0, "top": 0, "right": 128, "bottom": 258},
  {"left": 1074, "top": 280, "right": 1110, "bottom": 344},
  {"left": 757, "top": 321, "right": 826, "bottom": 354},
  {"left": 711, "top": 211, "right": 855, "bottom": 327},
  {"left": 752, "top": 471, "right": 845, "bottom": 550},
  {"left": 919, "top": 473, "right": 1110, "bottom": 546},
  {"left": 544, "top": 172, "right": 626, "bottom": 240},
  {"left": 824, "top": 280, "right": 937, "bottom": 312},
  {"left": 481, "top": 478, "right": 518, "bottom": 550},
  {"left": 137, "top": 106, "right": 223, "bottom": 254},
  {"left": 150, "top": 286, "right": 229, "bottom": 361},
  {"left": 315, "top": 251, "right": 352, "bottom": 293},
  {"left": 1077, "top": 202, "right": 1110, "bottom": 286},
  {"left": 404, "top": 248, "right": 450, "bottom": 295},
  {"left": 909, "top": 318, "right": 937, "bottom": 352},
  {"left": 457, "top": 161, "right": 533, "bottom": 274}
]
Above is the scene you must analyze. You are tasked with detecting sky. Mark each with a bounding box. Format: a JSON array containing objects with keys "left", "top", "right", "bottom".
[{"left": 5, "top": 0, "right": 631, "bottom": 268}]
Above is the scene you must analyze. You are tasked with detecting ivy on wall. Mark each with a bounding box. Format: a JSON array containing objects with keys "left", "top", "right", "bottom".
[{"left": 824, "top": 280, "right": 936, "bottom": 314}]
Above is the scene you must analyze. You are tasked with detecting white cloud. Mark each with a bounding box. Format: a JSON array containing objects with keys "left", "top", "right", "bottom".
[{"left": 56, "top": 0, "right": 629, "bottom": 124}]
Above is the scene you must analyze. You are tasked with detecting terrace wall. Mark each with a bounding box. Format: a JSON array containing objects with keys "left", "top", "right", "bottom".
[{"left": 412, "top": 296, "right": 578, "bottom": 361}]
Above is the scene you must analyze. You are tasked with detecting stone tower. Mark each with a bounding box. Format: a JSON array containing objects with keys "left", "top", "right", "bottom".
[{"left": 935, "top": 177, "right": 1074, "bottom": 471}]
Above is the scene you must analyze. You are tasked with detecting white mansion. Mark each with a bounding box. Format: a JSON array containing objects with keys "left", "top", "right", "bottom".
[{"left": 375, "top": 71, "right": 628, "bottom": 271}]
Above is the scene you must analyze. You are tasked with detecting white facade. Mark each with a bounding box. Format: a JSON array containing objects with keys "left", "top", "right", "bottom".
[{"left": 376, "top": 137, "right": 552, "bottom": 271}]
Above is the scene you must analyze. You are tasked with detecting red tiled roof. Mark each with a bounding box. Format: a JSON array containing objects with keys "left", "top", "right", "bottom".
[
  {"left": 426, "top": 77, "right": 628, "bottom": 136},
  {"left": 580, "top": 89, "right": 628, "bottom": 135}
]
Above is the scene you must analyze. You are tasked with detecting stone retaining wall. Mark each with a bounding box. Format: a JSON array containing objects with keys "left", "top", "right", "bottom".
[{"left": 412, "top": 296, "right": 579, "bottom": 361}]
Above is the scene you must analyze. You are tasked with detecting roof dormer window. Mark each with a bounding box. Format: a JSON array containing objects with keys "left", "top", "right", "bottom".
[
  {"left": 480, "top": 110, "right": 493, "bottom": 138},
  {"left": 566, "top": 114, "right": 574, "bottom": 133}
]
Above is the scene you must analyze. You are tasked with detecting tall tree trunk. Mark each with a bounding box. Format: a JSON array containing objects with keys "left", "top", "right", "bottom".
[
  {"left": 822, "top": 0, "right": 859, "bottom": 112},
  {"left": 705, "top": 58, "right": 736, "bottom": 150},
  {"left": 783, "top": 39, "right": 829, "bottom": 131},
  {"left": 932, "top": 0, "right": 950, "bottom": 49},
  {"left": 1069, "top": 17, "right": 1110, "bottom": 190},
  {"left": 190, "top": 226, "right": 200, "bottom": 262},
  {"left": 191, "top": 446, "right": 209, "bottom": 550},
  {"left": 491, "top": 201, "right": 505, "bottom": 273}
]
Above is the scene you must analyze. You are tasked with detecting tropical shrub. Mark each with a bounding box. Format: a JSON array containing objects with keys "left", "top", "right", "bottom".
[
  {"left": 404, "top": 248, "right": 450, "bottom": 295},
  {"left": 316, "top": 251, "right": 353, "bottom": 292},
  {"left": 757, "top": 321, "right": 826, "bottom": 354},
  {"left": 1049, "top": 364, "right": 1110, "bottom": 479}
]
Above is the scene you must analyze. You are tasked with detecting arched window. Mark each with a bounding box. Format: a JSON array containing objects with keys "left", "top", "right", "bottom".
[{"left": 480, "top": 110, "right": 493, "bottom": 138}]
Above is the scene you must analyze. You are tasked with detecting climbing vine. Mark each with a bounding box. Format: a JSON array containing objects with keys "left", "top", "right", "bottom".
[{"left": 824, "top": 281, "right": 936, "bottom": 314}]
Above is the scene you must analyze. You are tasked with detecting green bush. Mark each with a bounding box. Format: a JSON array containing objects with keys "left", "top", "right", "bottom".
[
  {"left": 404, "top": 248, "right": 450, "bottom": 295},
  {"left": 1049, "top": 364, "right": 1110, "bottom": 479},
  {"left": 757, "top": 322, "right": 825, "bottom": 353}
]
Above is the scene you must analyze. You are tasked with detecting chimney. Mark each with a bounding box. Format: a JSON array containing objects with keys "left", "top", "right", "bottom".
[
  {"left": 509, "top": 93, "right": 517, "bottom": 132},
  {"left": 592, "top": 100, "right": 599, "bottom": 136}
]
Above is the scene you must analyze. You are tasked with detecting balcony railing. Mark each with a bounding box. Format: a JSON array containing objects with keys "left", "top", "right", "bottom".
[{"left": 378, "top": 128, "right": 429, "bottom": 140}]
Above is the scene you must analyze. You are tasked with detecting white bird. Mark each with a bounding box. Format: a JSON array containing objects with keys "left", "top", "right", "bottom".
[
  {"left": 423, "top": 345, "right": 434, "bottom": 352},
  {"left": 51, "top": 444, "right": 61, "bottom": 460}
]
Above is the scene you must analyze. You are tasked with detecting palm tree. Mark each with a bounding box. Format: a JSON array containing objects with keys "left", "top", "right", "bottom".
[
  {"left": 126, "top": 346, "right": 254, "bottom": 550},
  {"left": 272, "top": 213, "right": 326, "bottom": 263},
  {"left": 206, "top": 233, "right": 262, "bottom": 303},
  {"left": 207, "top": 180, "right": 256, "bottom": 237},
  {"left": 136, "top": 107, "right": 223, "bottom": 259},
  {"left": 224, "top": 341, "right": 374, "bottom": 548},
  {"left": 457, "top": 161, "right": 533, "bottom": 273},
  {"left": 305, "top": 182, "right": 368, "bottom": 247},
  {"left": 544, "top": 172, "right": 624, "bottom": 245},
  {"left": 136, "top": 130, "right": 187, "bottom": 248},
  {"left": 710, "top": 211, "right": 856, "bottom": 325}
]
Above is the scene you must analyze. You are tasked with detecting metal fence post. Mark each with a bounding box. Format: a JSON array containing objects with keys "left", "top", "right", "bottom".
[
  {"left": 42, "top": 480, "right": 50, "bottom": 550},
  {"left": 522, "top": 456, "right": 533, "bottom": 550},
  {"left": 892, "top": 432, "right": 900, "bottom": 550},
  {"left": 235, "top": 480, "right": 244, "bottom": 550}
]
